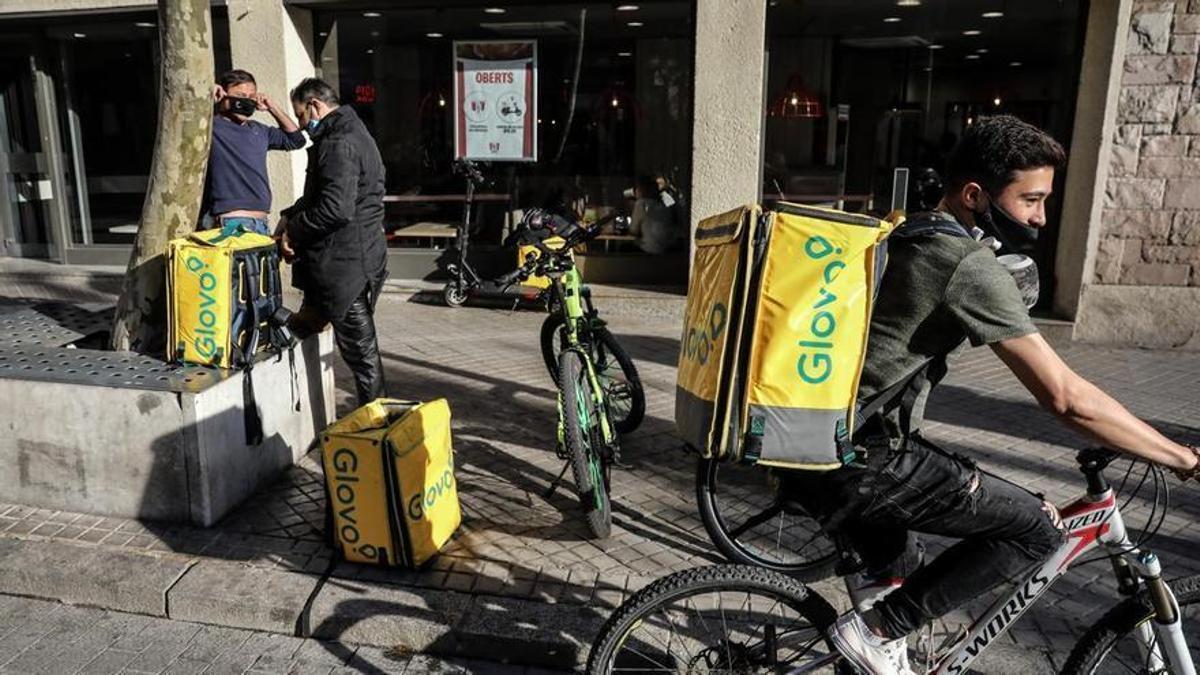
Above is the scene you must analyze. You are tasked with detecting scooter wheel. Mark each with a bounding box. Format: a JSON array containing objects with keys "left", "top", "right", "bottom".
[{"left": 443, "top": 283, "right": 468, "bottom": 308}]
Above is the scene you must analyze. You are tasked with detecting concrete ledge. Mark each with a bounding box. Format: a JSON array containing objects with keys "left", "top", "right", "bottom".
[
  {"left": 0, "top": 535, "right": 599, "bottom": 669},
  {"left": 0, "top": 538, "right": 192, "bottom": 616},
  {"left": 167, "top": 560, "right": 321, "bottom": 634},
  {"left": 1075, "top": 284, "right": 1200, "bottom": 349},
  {"left": 0, "top": 330, "right": 336, "bottom": 526},
  {"left": 1033, "top": 316, "right": 1076, "bottom": 347}
]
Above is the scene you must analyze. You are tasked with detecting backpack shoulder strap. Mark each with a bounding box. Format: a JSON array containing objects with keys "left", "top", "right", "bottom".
[
  {"left": 852, "top": 358, "right": 932, "bottom": 436},
  {"left": 892, "top": 212, "right": 974, "bottom": 240}
]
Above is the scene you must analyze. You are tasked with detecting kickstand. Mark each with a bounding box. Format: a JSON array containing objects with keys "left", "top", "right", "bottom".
[{"left": 544, "top": 462, "right": 570, "bottom": 499}]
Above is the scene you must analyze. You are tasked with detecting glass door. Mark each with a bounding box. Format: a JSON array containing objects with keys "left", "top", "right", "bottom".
[{"left": 0, "top": 46, "right": 53, "bottom": 258}]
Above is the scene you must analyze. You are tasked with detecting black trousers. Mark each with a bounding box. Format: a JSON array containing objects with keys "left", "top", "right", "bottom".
[
  {"left": 781, "top": 435, "right": 1064, "bottom": 638},
  {"left": 292, "top": 283, "right": 386, "bottom": 407}
]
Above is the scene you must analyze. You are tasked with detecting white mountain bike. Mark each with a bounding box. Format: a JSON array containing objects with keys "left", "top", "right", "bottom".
[{"left": 587, "top": 447, "right": 1198, "bottom": 674}]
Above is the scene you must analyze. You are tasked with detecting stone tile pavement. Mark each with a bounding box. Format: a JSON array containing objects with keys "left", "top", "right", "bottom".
[
  {"left": 0, "top": 284, "right": 1198, "bottom": 671},
  {"left": 0, "top": 593, "right": 551, "bottom": 674}
]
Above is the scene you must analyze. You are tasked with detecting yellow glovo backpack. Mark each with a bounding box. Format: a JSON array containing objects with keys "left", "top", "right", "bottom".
[
  {"left": 320, "top": 398, "right": 461, "bottom": 567},
  {"left": 676, "top": 203, "right": 896, "bottom": 470},
  {"left": 166, "top": 223, "right": 295, "bottom": 446},
  {"left": 166, "top": 224, "right": 289, "bottom": 369}
]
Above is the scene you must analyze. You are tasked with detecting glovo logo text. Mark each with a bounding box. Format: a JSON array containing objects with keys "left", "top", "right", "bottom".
[
  {"left": 796, "top": 235, "right": 846, "bottom": 385},
  {"left": 329, "top": 446, "right": 381, "bottom": 561},
  {"left": 682, "top": 302, "right": 728, "bottom": 366},
  {"left": 185, "top": 254, "right": 221, "bottom": 359},
  {"left": 408, "top": 468, "right": 455, "bottom": 521}
]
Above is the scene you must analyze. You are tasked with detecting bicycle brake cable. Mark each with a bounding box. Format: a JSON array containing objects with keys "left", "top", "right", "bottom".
[{"left": 1075, "top": 459, "right": 1158, "bottom": 567}]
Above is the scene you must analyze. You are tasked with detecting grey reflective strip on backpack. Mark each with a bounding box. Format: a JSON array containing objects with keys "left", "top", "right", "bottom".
[
  {"left": 675, "top": 385, "right": 716, "bottom": 455},
  {"left": 747, "top": 402, "right": 846, "bottom": 469}
]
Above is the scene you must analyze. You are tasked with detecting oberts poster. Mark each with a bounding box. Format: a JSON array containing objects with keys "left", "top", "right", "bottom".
[{"left": 454, "top": 41, "right": 537, "bottom": 162}]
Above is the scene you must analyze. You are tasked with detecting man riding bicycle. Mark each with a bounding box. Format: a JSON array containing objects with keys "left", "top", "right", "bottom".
[{"left": 780, "top": 115, "right": 1200, "bottom": 675}]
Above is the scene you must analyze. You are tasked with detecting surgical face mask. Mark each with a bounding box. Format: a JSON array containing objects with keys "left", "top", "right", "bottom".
[
  {"left": 977, "top": 192, "right": 1039, "bottom": 255},
  {"left": 226, "top": 96, "right": 257, "bottom": 117},
  {"left": 306, "top": 118, "right": 321, "bottom": 134}
]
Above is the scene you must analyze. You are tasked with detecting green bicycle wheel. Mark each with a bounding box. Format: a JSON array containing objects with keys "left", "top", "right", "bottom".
[
  {"left": 558, "top": 348, "right": 613, "bottom": 539},
  {"left": 542, "top": 313, "right": 646, "bottom": 434}
]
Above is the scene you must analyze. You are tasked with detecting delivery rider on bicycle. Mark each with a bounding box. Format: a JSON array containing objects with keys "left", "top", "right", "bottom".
[{"left": 779, "top": 114, "right": 1200, "bottom": 675}]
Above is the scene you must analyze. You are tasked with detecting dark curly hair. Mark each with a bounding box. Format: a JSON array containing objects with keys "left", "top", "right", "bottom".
[
  {"left": 945, "top": 115, "right": 1065, "bottom": 194},
  {"left": 217, "top": 69, "right": 255, "bottom": 90}
]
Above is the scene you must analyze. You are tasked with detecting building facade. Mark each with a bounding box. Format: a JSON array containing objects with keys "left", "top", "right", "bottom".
[{"left": 0, "top": 0, "right": 1196, "bottom": 348}]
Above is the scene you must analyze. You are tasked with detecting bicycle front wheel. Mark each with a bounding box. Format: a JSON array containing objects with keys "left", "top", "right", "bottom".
[
  {"left": 542, "top": 314, "right": 645, "bottom": 434},
  {"left": 587, "top": 564, "right": 841, "bottom": 674},
  {"left": 1063, "top": 574, "right": 1200, "bottom": 675},
  {"left": 696, "top": 457, "right": 838, "bottom": 581},
  {"left": 558, "top": 348, "right": 612, "bottom": 539}
]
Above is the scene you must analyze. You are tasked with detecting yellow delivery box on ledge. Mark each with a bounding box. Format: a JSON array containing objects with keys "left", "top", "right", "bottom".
[
  {"left": 165, "top": 225, "right": 286, "bottom": 369},
  {"left": 320, "top": 398, "right": 461, "bottom": 567},
  {"left": 676, "top": 203, "right": 894, "bottom": 471}
]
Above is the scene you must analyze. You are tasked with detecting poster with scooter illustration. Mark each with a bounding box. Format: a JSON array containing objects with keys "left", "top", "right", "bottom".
[{"left": 453, "top": 40, "right": 537, "bottom": 162}]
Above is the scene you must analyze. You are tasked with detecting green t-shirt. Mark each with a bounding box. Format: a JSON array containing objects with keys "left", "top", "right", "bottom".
[{"left": 858, "top": 219, "right": 1037, "bottom": 437}]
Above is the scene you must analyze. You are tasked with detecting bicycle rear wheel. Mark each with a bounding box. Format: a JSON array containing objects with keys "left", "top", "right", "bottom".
[
  {"left": 587, "top": 564, "right": 840, "bottom": 674},
  {"left": 1063, "top": 574, "right": 1200, "bottom": 675},
  {"left": 696, "top": 457, "right": 838, "bottom": 581},
  {"left": 542, "top": 314, "right": 645, "bottom": 434},
  {"left": 558, "top": 348, "right": 612, "bottom": 539}
]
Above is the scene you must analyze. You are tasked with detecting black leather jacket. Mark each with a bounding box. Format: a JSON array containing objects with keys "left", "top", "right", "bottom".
[{"left": 283, "top": 105, "right": 388, "bottom": 320}]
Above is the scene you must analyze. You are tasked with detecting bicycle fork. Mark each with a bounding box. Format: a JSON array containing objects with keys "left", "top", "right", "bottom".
[{"left": 1130, "top": 550, "right": 1195, "bottom": 675}]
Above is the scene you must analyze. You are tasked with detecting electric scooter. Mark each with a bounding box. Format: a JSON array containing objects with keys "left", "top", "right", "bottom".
[{"left": 441, "top": 159, "right": 522, "bottom": 307}]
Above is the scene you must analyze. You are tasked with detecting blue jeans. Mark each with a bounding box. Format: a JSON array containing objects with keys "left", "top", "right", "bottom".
[
  {"left": 781, "top": 435, "right": 1064, "bottom": 637},
  {"left": 203, "top": 214, "right": 271, "bottom": 236}
]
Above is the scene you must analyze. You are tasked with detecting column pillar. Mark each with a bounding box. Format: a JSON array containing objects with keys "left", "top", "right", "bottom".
[
  {"left": 689, "top": 0, "right": 767, "bottom": 251},
  {"left": 226, "top": 0, "right": 316, "bottom": 224},
  {"left": 1053, "top": 0, "right": 1133, "bottom": 319}
]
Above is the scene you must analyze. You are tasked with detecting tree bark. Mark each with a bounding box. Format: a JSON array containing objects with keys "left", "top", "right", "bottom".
[{"left": 110, "top": 0, "right": 214, "bottom": 354}]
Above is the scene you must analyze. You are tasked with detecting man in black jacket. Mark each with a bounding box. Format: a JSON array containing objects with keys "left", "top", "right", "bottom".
[{"left": 279, "top": 78, "right": 388, "bottom": 406}]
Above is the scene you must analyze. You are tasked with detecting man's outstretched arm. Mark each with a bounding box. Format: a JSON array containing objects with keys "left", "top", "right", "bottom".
[{"left": 992, "top": 332, "right": 1198, "bottom": 477}]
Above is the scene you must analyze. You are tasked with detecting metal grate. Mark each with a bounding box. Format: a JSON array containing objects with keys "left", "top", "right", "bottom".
[
  {"left": 0, "top": 302, "right": 232, "bottom": 393},
  {"left": 0, "top": 302, "right": 112, "bottom": 349}
]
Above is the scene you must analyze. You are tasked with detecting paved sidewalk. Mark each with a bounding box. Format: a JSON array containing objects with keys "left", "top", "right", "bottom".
[
  {"left": 0, "top": 284, "right": 1197, "bottom": 671},
  {"left": 0, "top": 594, "right": 554, "bottom": 674}
]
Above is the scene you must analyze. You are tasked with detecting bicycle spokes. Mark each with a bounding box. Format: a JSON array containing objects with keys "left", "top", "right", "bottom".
[
  {"left": 607, "top": 589, "right": 831, "bottom": 673},
  {"left": 575, "top": 373, "right": 592, "bottom": 431},
  {"left": 713, "top": 467, "right": 835, "bottom": 569}
]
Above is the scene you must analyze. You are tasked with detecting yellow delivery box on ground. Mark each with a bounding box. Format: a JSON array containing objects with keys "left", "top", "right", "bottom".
[{"left": 320, "top": 398, "right": 461, "bottom": 567}]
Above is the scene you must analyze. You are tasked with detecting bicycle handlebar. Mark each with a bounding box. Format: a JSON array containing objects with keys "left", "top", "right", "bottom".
[{"left": 493, "top": 211, "right": 629, "bottom": 289}]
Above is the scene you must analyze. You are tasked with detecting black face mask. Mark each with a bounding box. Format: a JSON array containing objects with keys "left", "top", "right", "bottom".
[
  {"left": 226, "top": 96, "right": 257, "bottom": 117},
  {"left": 977, "top": 193, "right": 1038, "bottom": 255}
]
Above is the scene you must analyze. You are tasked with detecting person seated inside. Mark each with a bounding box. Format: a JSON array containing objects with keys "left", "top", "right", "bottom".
[{"left": 628, "top": 175, "right": 674, "bottom": 255}]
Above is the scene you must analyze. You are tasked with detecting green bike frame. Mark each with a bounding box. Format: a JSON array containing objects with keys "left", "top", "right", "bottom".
[{"left": 554, "top": 265, "right": 617, "bottom": 449}]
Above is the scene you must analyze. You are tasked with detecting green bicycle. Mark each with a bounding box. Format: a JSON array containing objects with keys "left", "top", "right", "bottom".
[{"left": 497, "top": 209, "right": 645, "bottom": 538}]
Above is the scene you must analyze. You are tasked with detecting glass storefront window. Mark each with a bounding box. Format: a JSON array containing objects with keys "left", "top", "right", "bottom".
[
  {"left": 54, "top": 16, "right": 160, "bottom": 246},
  {"left": 0, "top": 43, "right": 53, "bottom": 257},
  {"left": 763, "top": 0, "right": 1085, "bottom": 306},
  {"left": 316, "top": 2, "right": 694, "bottom": 281}
]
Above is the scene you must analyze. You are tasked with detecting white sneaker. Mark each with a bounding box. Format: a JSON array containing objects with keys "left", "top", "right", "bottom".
[{"left": 828, "top": 611, "right": 914, "bottom": 675}]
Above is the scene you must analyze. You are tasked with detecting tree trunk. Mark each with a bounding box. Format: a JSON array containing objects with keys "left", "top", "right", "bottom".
[{"left": 110, "top": 0, "right": 214, "bottom": 354}]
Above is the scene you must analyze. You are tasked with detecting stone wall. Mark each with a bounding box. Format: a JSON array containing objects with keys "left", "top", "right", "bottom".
[
  {"left": 1098, "top": 1, "right": 1200, "bottom": 289},
  {"left": 1073, "top": 0, "right": 1200, "bottom": 349}
]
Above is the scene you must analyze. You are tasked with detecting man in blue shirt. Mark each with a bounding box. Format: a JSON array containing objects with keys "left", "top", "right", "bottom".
[{"left": 202, "top": 69, "right": 306, "bottom": 235}]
